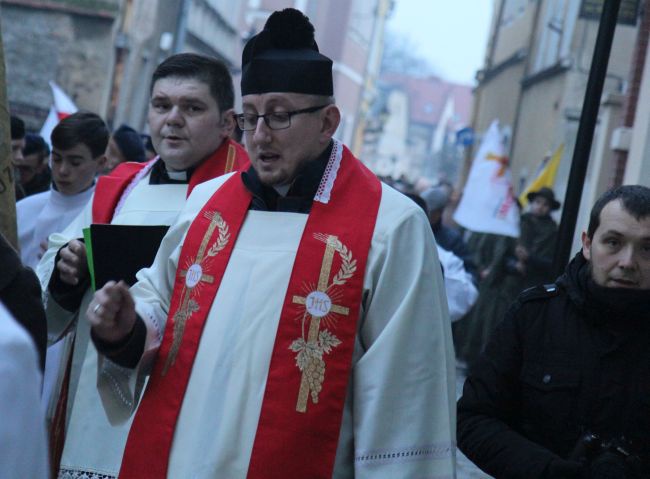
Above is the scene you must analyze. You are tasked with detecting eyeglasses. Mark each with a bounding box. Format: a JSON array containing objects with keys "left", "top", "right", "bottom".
[{"left": 235, "top": 105, "right": 329, "bottom": 131}]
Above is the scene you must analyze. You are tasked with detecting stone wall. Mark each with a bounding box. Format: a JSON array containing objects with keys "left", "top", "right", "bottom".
[{"left": 2, "top": 1, "right": 118, "bottom": 131}]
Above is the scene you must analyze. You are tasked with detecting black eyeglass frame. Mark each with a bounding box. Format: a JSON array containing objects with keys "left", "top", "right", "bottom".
[{"left": 235, "top": 104, "right": 329, "bottom": 131}]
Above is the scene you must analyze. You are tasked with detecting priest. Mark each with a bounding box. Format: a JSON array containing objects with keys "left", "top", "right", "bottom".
[
  {"left": 36, "top": 53, "right": 249, "bottom": 478},
  {"left": 89, "top": 9, "right": 455, "bottom": 479}
]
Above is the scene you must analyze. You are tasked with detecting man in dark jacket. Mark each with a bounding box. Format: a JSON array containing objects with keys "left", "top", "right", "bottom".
[{"left": 457, "top": 185, "right": 650, "bottom": 478}]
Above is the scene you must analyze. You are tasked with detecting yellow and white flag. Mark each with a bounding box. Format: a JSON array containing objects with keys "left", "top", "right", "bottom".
[
  {"left": 453, "top": 120, "right": 520, "bottom": 237},
  {"left": 518, "top": 144, "right": 563, "bottom": 208}
]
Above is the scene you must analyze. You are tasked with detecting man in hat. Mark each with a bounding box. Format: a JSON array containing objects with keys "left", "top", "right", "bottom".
[
  {"left": 87, "top": 8, "right": 455, "bottom": 478},
  {"left": 513, "top": 186, "right": 560, "bottom": 289},
  {"left": 458, "top": 185, "right": 650, "bottom": 478},
  {"left": 36, "top": 53, "right": 248, "bottom": 478}
]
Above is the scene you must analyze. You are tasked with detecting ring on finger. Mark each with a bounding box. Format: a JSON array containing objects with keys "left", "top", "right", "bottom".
[{"left": 93, "top": 303, "right": 102, "bottom": 315}]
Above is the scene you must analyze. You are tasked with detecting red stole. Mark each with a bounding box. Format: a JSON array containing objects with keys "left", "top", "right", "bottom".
[
  {"left": 91, "top": 138, "right": 249, "bottom": 223},
  {"left": 119, "top": 143, "right": 382, "bottom": 478}
]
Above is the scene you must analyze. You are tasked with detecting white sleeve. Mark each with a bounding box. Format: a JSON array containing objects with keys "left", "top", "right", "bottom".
[
  {"left": 35, "top": 195, "right": 94, "bottom": 343},
  {"left": 0, "top": 304, "right": 49, "bottom": 479},
  {"left": 338, "top": 201, "right": 457, "bottom": 478},
  {"left": 437, "top": 245, "right": 479, "bottom": 322}
]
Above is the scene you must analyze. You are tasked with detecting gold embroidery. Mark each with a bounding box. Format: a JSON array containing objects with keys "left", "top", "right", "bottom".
[
  {"left": 289, "top": 234, "right": 356, "bottom": 412},
  {"left": 162, "top": 210, "right": 230, "bottom": 376}
]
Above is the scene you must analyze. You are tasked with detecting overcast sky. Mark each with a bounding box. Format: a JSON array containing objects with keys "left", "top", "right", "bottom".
[{"left": 387, "top": 0, "right": 494, "bottom": 85}]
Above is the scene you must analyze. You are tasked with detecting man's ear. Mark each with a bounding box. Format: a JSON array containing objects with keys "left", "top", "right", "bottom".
[
  {"left": 320, "top": 105, "right": 340, "bottom": 143},
  {"left": 220, "top": 109, "right": 236, "bottom": 139},
  {"left": 581, "top": 231, "right": 591, "bottom": 261}
]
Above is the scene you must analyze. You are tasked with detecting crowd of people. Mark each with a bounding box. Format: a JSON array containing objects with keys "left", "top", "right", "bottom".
[{"left": 2, "top": 7, "right": 649, "bottom": 479}]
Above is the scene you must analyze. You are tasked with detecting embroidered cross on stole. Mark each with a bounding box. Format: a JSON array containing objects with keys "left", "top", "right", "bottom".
[
  {"left": 290, "top": 233, "right": 352, "bottom": 412},
  {"left": 248, "top": 145, "right": 381, "bottom": 479},
  {"left": 161, "top": 210, "right": 228, "bottom": 375}
]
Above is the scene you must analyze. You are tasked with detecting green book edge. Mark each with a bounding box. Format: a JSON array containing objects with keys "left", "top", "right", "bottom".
[{"left": 83, "top": 227, "right": 96, "bottom": 292}]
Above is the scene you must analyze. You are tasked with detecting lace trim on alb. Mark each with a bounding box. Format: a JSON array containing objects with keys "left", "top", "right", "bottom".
[
  {"left": 314, "top": 139, "right": 343, "bottom": 204},
  {"left": 355, "top": 442, "right": 453, "bottom": 466},
  {"left": 58, "top": 468, "right": 116, "bottom": 479}
]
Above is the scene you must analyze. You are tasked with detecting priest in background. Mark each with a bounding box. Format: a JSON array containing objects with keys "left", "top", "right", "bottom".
[
  {"left": 88, "top": 8, "right": 456, "bottom": 479},
  {"left": 36, "top": 53, "right": 249, "bottom": 479}
]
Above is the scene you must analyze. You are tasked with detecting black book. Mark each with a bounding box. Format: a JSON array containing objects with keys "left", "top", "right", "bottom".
[{"left": 84, "top": 224, "right": 169, "bottom": 290}]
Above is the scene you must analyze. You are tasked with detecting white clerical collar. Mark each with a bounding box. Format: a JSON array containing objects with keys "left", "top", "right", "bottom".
[
  {"left": 166, "top": 169, "right": 188, "bottom": 181},
  {"left": 273, "top": 184, "right": 291, "bottom": 197}
]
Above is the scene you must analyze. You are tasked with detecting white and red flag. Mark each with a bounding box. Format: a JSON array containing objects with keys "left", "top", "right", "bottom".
[
  {"left": 453, "top": 119, "right": 520, "bottom": 237},
  {"left": 39, "top": 81, "right": 78, "bottom": 147}
]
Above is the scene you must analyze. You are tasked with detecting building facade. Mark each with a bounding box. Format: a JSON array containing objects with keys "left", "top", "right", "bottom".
[
  {"left": 362, "top": 73, "right": 472, "bottom": 184},
  {"left": 3, "top": 0, "right": 386, "bottom": 143},
  {"left": 470, "top": 0, "right": 640, "bottom": 249}
]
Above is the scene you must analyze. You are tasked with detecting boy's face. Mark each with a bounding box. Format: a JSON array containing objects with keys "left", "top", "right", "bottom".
[{"left": 51, "top": 143, "right": 104, "bottom": 195}]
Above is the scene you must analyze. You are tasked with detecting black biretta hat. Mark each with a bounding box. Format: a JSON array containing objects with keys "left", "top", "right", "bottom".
[{"left": 241, "top": 8, "right": 333, "bottom": 96}]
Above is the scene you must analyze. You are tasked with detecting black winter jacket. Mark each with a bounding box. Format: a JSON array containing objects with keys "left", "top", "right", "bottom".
[{"left": 457, "top": 253, "right": 650, "bottom": 478}]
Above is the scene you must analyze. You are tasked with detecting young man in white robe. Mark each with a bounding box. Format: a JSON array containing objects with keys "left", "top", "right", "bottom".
[
  {"left": 36, "top": 53, "right": 248, "bottom": 478},
  {"left": 88, "top": 8, "right": 456, "bottom": 479},
  {"left": 17, "top": 112, "right": 109, "bottom": 270}
]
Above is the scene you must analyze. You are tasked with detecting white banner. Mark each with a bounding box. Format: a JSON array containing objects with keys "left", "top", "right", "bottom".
[
  {"left": 39, "top": 81, "right": 78, "bottom": 148},
  {"left": 453, "top": 120, "right": 520, "bottom": 237}
]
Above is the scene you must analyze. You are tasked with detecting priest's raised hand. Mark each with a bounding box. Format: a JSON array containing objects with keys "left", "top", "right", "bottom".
[
  {"left": 56, "top": 239, "right": 89, "bottom": 286},
  {"left": 87, "top": 280, "right": 136, "bottom": 344}
]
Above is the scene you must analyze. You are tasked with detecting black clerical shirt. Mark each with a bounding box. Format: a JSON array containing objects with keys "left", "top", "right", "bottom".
[{"left": 241, "top": 142, "right": 332, "bottom": 214}]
